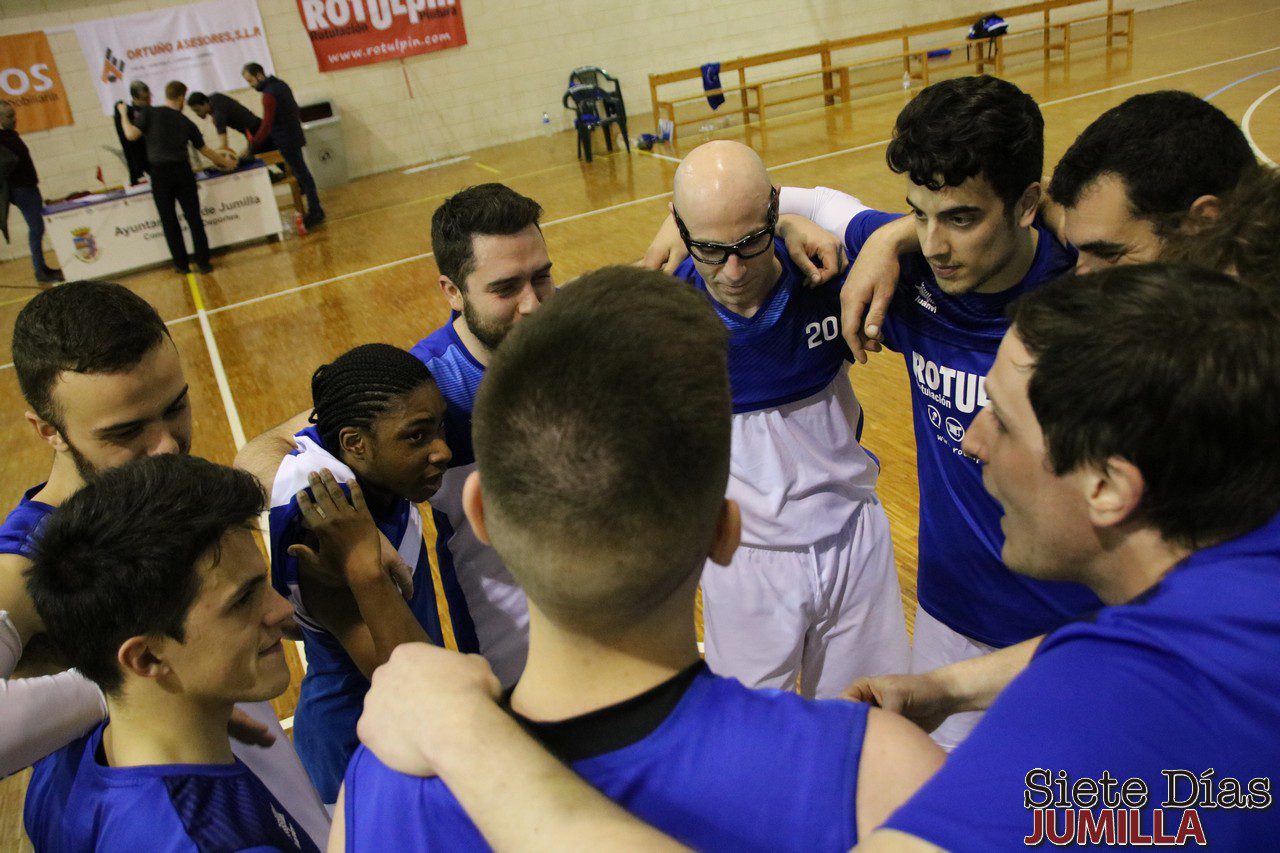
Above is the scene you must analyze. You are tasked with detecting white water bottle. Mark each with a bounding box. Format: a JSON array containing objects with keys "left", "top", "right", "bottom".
[
  {"left": 902, "top": 70, "right": 911, "bottom": 90},
  {"left": 542, "top": 112, "right": 551, "bottom": 135}
]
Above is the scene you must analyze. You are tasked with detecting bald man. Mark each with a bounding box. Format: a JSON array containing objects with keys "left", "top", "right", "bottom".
[{"left": 668, "top": 141, "right": 908, "bottom": 698}]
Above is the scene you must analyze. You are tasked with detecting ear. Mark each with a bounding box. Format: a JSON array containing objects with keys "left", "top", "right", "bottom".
[
  {"left": 1084, "top": 456, "right": 1145, "bottom": 530},
  {"left": 707, "top": 499, "right": 741, "bottom": 567},
  {"left": 1015, "top": 182, "right": 1043, "bottom": 230},
  {"left": 439, "top": 275, "right": 466, "bottom": 313},
  {"left": 462, "top": 470, "right": 490, "bottom": 546},
  {"left": 1186, "top": 194, "right": 1222, "bottom": 223},
  {"left": 118, "top": 635, "right": 169, "bottom": 682},
  {"left": 25, "top": 411, "right": 68, "bottom": 452},
  {"left": 338, "top": 426, "right": 368, "bottom": 461}
]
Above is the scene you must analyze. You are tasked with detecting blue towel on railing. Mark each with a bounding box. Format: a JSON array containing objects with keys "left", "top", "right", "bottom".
[{"left": 701, "top": 62, "right": 725, "bottom": 110}]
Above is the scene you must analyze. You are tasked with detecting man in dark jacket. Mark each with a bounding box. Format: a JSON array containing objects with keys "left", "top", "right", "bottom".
[
  {"left": 112, "top": 80, "right": 151, "bottom": 185},
  {"left": 187, "top": 91, "right": 260, "bottom": 152},
  {"left": 0, "top": 101, "right": 63, "bottom": 284},
  {"left": 242, "top": 63, "right": 324, "bottom": 228}
]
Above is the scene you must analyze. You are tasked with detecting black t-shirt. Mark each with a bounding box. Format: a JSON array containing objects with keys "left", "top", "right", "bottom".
[
  {"left": 209, "top": 93, "right": 260, "bottom": 136},
  {"left": 135, "top": 106, "right": 204, "bottom": 165},
  {"left": 0, "top": 129, "right": 38, "bottom": 188}
]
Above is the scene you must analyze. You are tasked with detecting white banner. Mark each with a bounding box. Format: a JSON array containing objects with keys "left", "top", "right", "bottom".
[
  {"left": 74, "top": 0, "right": 273, "bottom": 116},
  {"left": 44, "top": 165, "right": 281, "bottom": 279}
]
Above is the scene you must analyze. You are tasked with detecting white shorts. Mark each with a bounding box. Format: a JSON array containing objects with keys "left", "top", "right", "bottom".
[
  {"left": 909, "top": 605, "right": 997, "bottom": 751},
  {"left": 701, "top": 497, "right": 908, "bottom": 699},
  {"left": 232, "top": 701, "right": 331, "bottom": 845}
]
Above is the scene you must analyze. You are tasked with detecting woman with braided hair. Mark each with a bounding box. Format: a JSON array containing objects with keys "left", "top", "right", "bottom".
[{"left": 265, "top": 343, "right": 461, "bottom": 805}]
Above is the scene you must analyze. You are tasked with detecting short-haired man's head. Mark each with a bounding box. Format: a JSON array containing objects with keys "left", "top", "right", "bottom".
[
  {"left": 13, "top": 281, "right": 170, "bottom": 429},
  {"left": 27, "top": 455, "right": 266, "bottom": 696},
  {"left": 242, "top": 62, "right": 265, "bottom": 79},
  {"left": 430, "top": 183, "right": 543, "bottom": 289},
  {"left": 0, "top": 101, "right": 14, "bottom": 130},
  {"left": 887, "top": 75, "right": 1044, "bottom": 210},
  {"left": 473, "top": 266, "right": 732, "bottom": 631},
  {"left": 1160, "top": 164, "right": 1280, "bottom": 293},
  {"left": 1012, "top": 263, "right": 1280, "bottom": 549},
  {"left": 1048, "top": 91, "right": 1253, "bottom": 227},
  {"left": 186, "top": 91, "right": 209, "bottom": 109},
  {"left": 129, "top": 80, "right": 150, "bottom": 101},
  {"left": 310, "top": 342, "right": 436, "bottom": 451},
  {"left": 164, "top": 80, "right": 187, "bottom": 101}
]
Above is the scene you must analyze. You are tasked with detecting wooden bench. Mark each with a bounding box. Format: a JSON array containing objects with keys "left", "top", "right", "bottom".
[{"left": 650, "top": 0, "right": 1132, "bottom": 142}]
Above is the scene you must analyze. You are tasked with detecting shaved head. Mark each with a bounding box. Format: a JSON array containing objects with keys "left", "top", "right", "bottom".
[
  {"left": 674, "top": 141, "right": 772, "bottom": 227},
  {"left": 672, "top": 142, "right": 781, "bottom": 316}
]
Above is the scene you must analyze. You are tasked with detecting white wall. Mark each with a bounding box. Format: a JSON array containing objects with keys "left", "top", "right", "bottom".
[{"left": 2, "top": 0, "right": 1174, "bottom": 263}]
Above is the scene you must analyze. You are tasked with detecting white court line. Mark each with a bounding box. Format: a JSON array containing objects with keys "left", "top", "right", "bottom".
[
  {"left": 1241, "top": 83, "right": 1280, "bottom": 165},
  {"left": 641, "top": 150, "right": 683, "bottom": 164},
  {"left": 403, "top": 155, "right": 471, "bottom": 174},
  {"left": 186, "top": 273, "right": 249, "bottom": 449}
]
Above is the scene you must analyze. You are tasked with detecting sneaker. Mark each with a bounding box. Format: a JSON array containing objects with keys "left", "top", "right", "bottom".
[
  {"left": 303, "top": 209, "right": 326, "bottom": 229},
  {"left": 196, "top": 261, "right": 214, "bottom": 274},
  {"left": 35, "top": 268, "right": 65, "bottom": 284}
]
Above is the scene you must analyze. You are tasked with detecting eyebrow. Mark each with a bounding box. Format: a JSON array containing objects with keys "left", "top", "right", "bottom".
[
  {"left": 1075, "top": 240, "right": 1127, "bottom": 255},
  {"left": 484, "top": 262, "right": 553, "bottom": 292},
  {"left": 94, "top": 385, "right": 189, "bottom": 438},
  {"left": 398, "top": 415, "right": 440, "bottom": 434},
  {"left": 906, "top": 198, "right": 983, "bottom": 217}
]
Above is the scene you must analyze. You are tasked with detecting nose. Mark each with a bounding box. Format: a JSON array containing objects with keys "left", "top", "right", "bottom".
[
  {"left": 147, "top": 425, "right": 182, "bottom": 456},
  {"left": 721, "top": 253, "right": 748, "bottom": 282},
  {"left": 430, "top": 436, "right": 452, "bottom": 467},
  {"left": 1075, "top": 253, "right": 1103, "bottom": 274},
  {"left": 515, "top": 282, "right": 542, "bottom": 315},
  {"left": 962, "top": 408, "right": 991, "bottom": 462},
  {"left": 264, "top": 588, "right": 295, "bottom": 628},
  {"left": 920, "top": 221, "right": 949, "bottom": 261}
]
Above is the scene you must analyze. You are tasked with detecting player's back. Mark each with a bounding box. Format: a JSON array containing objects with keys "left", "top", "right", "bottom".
[
  {"left": 344, "top": 664, "right": 865, "bottom": 852},
  {"left": 25, "top": 722, "right": 318, "bottom": 852}
]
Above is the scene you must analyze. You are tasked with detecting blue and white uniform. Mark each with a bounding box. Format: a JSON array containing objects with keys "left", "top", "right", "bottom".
[
  {"left": 0, "top": 483, "right": 330, "bottom": 843},
  {"left": 673, "top": 242, "right": 908, "bottom": 698},
  {"left": 411, "top": 320, "right": 530, "bottom": 688},
  {"left": 344, "top": 662, "right": 867, "bottom": 851},
  {"left": 268, "top": 427, "right": 472, "bottom": 804},
  {"left": 25, "top": 722, "right": 319, "bottom": 852},
  {"left": 885, "top": 512, "right": 1280, "bottom": 851},
  {"left": 782, "top": 186, "right": 1101, "bottom": 745}
]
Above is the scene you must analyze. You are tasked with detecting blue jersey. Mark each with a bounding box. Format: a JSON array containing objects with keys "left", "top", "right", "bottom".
[
  {"left": 267, "top": 427, "right": 472, "bottom": 803},
  {"left": 344, "top": 664, "right": 867, "bottom": 851},
  {"left": 673, "top": 244, "right": 880, "bottom": 547},
  {"left": 674, "top": 241, "right": 852, "bottom": 414},
  {"left": 846, "top": 211, "right": 1101, "bottom": 647},
  {"left": 0, "top": 484, "right": 53, "bottom": 557},
  {"left": 885, "top": 512, "right": 1280, "bottom": 850},
  {"left": 410, "top": 321, "right": 529, "bottom": 687},
  {"left": 25, "top": 722, "right": 318, "bottom": 852}
]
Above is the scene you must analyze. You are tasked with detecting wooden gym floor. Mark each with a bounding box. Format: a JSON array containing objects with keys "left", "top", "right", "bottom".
[{"left": 2, "top": 0, "right": 1279, "bottom": 844}]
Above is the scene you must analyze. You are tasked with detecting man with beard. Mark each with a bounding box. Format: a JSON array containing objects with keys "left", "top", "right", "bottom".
[
  {"left": 0, "top": 281, "right": 330, "bottom": 847},
  {"left": 241, "top": 63, "right": 324, "bottom": 229}
]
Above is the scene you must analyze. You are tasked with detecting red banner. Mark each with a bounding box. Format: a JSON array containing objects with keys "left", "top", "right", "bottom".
[
  {"left": 297, "top": 0, "right": 466, "bottom": 72},
  {"left": 0, "top": 32, "right": 73, "bottom": 132}
]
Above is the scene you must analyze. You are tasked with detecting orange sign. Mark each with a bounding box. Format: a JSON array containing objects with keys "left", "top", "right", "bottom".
[
  {"left": 297, "top": 0, "right": 467, "bottom": 72},
  {"left": 0, "top": 32, "right": 73, "bottom": 132}
]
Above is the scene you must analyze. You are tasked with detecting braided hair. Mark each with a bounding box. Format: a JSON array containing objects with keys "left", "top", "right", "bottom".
[{"left": 310, "top": 343, "right": 436, "bottom": 451}]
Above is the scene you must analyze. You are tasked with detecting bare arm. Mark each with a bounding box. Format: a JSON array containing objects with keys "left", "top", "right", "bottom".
[
  {"left": 234, "top": 409, "right": 313, "bottom": 491},
  {"left": 356, "top": 643, "right": 689, "bottom": 852},
  {"left": 845, "top": 636, "right": 1043, "bottom": 732},
  {"left": 0, "top": 553, "right": 41, "bottom": 647},
  {"left": 855, "top": 708, "right": 945, "bottom": 833}
]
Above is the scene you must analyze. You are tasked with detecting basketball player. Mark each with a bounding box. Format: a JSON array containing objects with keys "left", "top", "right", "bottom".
[
  {"left": 759, "top": 78, "right": 1096, "bottom": 748},
  {"left": 0, "top": 281, "right": 329, "bottom": 845},
  {"left": 336, "top": 266, "right": 942, "bottom": 849},
  {"left": 663, "top": 140, "right": 907, "bottom": 698},
  {"left": 267, "top": 343, "right": 457, "bottom": 804},
  {"left": 24, "top": 456, "right": 319, "bottom": 851}
]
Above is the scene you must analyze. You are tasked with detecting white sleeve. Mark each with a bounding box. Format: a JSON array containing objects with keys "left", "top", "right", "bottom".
[
  {"left": 0, "top": 611, "right": 107, "bottom": 777},
  {"left": 778, "top": 186, "right": 873, "bottom": 238}
]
